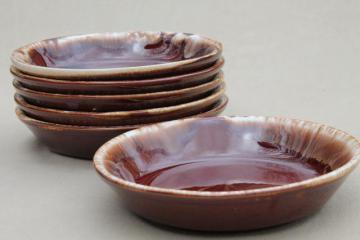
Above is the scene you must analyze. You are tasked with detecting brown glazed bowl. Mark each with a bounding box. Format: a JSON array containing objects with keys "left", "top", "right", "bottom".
[
  {"left": 94, "top": 116, "right": 360, "bottom": 231},
  {"left": 15, "top": 86, "right": 226, "bottom": 126},
  {"left": 15, "top": 98, "right": 227, "bottom": 159},
  {"left": 13, "top": 75, "right": 224, "bottom": 112},
  {"left": 11, "top": 59, "right": 224, "bottom": 94},
  {"left": 11, "top": 32, "right": 222, "bottom": 79}
]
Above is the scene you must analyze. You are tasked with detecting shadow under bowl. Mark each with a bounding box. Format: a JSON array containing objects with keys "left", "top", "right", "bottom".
[
  {"left": 11, "top": 31, "right": 222, "bottom": 79},
  {"left": 10, "top": 58, "right": 224, "bottom": 94},
  {"left": 94, "top": 116, "right": 360, "bottom": 231},
  {"left": 13, "top": 74, "right": 224, "bottom": 112},
  {"left": 15, "top": 97, "right": 227, "bottom": 159}
]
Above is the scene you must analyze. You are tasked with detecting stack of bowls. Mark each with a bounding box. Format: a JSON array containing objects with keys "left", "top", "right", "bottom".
[{"left": 11, "top": 32, "right": 227, "bottom": 159}]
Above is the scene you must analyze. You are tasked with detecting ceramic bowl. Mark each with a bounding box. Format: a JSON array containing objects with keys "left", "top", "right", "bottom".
[
  {"left": 11, "top": 32, "right": 222, "bottom": 79},
  {"left": 15, "top": 83, "right": 226, "bottom": 126},
  {"left": 15, "top": 98, "right": 227, "bottom": 159},
  {"left": 13, "top": 75, "right": 224, "bottom": 112},
  {"left": 94, "top": 116, "right": 360, "bottom": 231},
  {"left": 11, "top": 58, "right": 224, "bottom": 94}
]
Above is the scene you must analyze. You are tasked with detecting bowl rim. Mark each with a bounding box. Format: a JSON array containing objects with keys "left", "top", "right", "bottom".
[
  {"left": 15, "top": 96, "right": 228, "bottom": 131},
  {"left": 14, "top": 80, "right": 224, "bottom": 117},
  {"left": 11, "top": 31, "right": 222, "bottom": 78},
  {"left": 13, "top": 72, "right": 224, "bottom": 100},
  {"left": 93, "top": 116, "right": 360, "bottom": 199},
  {"left": 10, "top": 58, "right": 224, "bottom": 85}
]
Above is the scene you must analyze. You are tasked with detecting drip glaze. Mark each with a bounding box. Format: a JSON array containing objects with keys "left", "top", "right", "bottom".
[{"left": 134, "top": 141, "right": 331, "bottom": 191}]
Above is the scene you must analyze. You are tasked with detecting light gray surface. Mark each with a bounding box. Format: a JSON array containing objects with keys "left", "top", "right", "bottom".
[{"left": 1, "top": 0, "right": 359, "bottom": 239}]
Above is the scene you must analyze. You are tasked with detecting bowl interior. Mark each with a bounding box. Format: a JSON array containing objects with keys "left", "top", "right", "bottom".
[
  {"left": 13, "top": 32, "right": 220, "bottom": 69},
  {"left": 97, "top": 117, "right": 359, "bottom": 192}
]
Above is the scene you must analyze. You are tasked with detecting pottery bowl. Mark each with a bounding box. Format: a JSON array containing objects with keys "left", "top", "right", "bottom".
[
  {"left": 11, "top": 32, "right": 222, "bottom": 79},
  {"left": 11, "top": 58, "right": 224, "bottom": 94},
  {"left": 15, "top": 99, "right": 227, "bottom": 159},
  {"left": 15, "top": 90, "right": 227, "bottom": 126},
  {"left": 94, "top": 116, "right": 360, "bottom": 231},
  {"left": 13, "top": 74, "right": 224, "bottom": 112}
]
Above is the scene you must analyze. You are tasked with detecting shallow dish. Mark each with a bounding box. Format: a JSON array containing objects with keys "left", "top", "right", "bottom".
[
  {"left": 11, "top": 32, "right": 222, "bottom": 79},
  {"left": 94, "top": 116, "right": 360, "bottom": 231},
  {"left": 13, "top": 75, "right": 224, "bottom": 112},
  {"left": 11, "top": 58, "right": 224, "bottom": 94},
  {"left": 16, "top": 97, "right": 227, "bottom": 159},
  {"left": 15, "top": 85, "right": 225, "bottom": 126}
]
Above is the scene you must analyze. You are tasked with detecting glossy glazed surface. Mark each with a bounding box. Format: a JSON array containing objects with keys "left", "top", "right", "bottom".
[
  {"left": 94, "top": 116, "right": 360, "bottom": 231},
  {"left": 10, "top": 58, "right": 224, "bottom": 93},
  {"left": 15, "top": 93, "right": 227, "bottom": 126},
  {"left": 105, "top": 118, "right": 340, "bottom": 190},
  {"left": 15, "top": 98, "right": 226, "bottom": 159},
  {"left": 11, "top": 32, "right": 222, "bottom": 79},
  {"left": 135, "top": 141, "right": 331, "bottom": 191},
  {"left": 13, "top": 77, "right": 224, "bottom": 112}
]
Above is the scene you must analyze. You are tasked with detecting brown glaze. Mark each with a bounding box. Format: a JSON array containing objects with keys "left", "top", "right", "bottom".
[
  {"left": 15, "top": 87, "right": 226, "bottom": 126},
  {"left": 13, "top": 75, "right": 224, "bottom": 112},
  {"left": 15, "top": 98, "right": 227, "bottom": 159},
  {"left": 10, "top": 58, "right": 224, "bottom": 94},
  {"left": 135, "top": 145, "right": 331, "bottom": 191},
  {"left": 94, "top": 116, "right": 360, "bottom": 231},
  {"left": 11, "top": 32, "right": 222, "bottom": 79}
]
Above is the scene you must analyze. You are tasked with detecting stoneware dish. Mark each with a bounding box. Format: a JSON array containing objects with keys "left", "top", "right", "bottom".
[
  {"left": 13, "top": 76, "right": 224, "bottom": 112},
  {"left": 15, "top": 85, "right": 226, "bottom": 126},
  {"left": 11, "top": 58, "right": 224, "bottom": 94},
  {"left": 15, "top": 97, "right": 227, "bottom": 159},
  {"left": 94, "top": 116, "right": 360, "bottom": 231},
  {"left": 11, "top": 32, "right": 222, "bottom": 79}
]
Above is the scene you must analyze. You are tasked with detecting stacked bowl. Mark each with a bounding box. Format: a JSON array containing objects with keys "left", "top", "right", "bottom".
[{"left": 11, "top": 32, "right": 227, "bottom": 159}]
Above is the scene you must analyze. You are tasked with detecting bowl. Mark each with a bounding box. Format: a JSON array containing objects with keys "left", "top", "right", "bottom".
[
  {"left": 93, "top": 116, "right": 360, "bottom": 231},
  {"left": 11, "top": 58, "right": 224, "bottom": 94},
  {"left": 16, "top": 97, "right": 227, "bottom": 159},
  {"left": 13, "top": 75, "right": 224, "bottom": 112},
  {"left": 15, "top": 84, "right": 226, "bottom": 126},
  {"left": 11, "top": 32, "right": 222, "bottom": 79}
]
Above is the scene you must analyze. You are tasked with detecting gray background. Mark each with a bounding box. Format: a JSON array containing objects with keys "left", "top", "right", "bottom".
[{"left": 1, "top": 0, "right": 359, "bottom": 239}]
